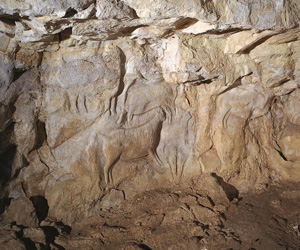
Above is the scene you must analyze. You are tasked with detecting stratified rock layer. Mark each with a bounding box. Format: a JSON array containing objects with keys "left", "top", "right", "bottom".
[{"left": 0, "top": 0, "right": 300, "bottom": 249}]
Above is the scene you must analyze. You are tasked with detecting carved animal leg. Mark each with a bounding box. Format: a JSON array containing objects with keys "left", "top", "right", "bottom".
[
  {"left": 148, "top": 150, "right": 164, "bottom": 175},
  {"left": 167, "top": 158, "right": 176, "bottom": 180},
  {"left": 162, "top": 105, "right": 173, "bottom": 123},
  {"left": 103, "top": 157, "right": 114, "bottom": 185},
  {"left": 103, "top": 143, "right": 122, "bottom": 185},
  {"left": 108, "top": 96, "right": 117, "bottom": 115},
  {"left": 198, "top": 156, "right": 206, "bottom": 172},
  {"left": 149, "top": 150, "right": 162, "bottom": 165},
  {"left": 178, "top": 155, "right": 187, "bottom": 181}
]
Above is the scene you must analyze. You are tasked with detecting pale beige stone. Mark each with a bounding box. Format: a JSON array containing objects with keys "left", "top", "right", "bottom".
[
  {"left": 224, "top": 30, "right": 275, "bottom": 54},
  {"left": 0, "top": 34, "right": 16, "bottom": 53},
  {"left": 100, "top": 189, "right": 125, "bottom": 208},
  {"left": 15, "top": 49, "right": 41, "bottom": 69},
  {"left": 182, "top": 21, "right": 217, "bottom": 34},
  {"left": 96, "top": 0, "right": 135, "bottom": 20},
  {"left": 279, "top": 125, "right": 300, "bottom": 162}
]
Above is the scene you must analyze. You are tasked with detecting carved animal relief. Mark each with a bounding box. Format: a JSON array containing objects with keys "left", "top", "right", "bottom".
[{"left": 1, "top": 1, "right": 300, "bottom": 248}]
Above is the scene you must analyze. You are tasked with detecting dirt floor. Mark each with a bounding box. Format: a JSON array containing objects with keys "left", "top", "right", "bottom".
[
  {"left": 57, "top": 180, "right": 300, "bottom": 250},
  {"left": 2, "top": 178, "right": 300, "bottom": 250}
]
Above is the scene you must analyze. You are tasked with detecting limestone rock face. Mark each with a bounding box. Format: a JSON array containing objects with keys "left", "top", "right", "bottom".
[
  {"left": 4, "top": 197, "right": 39, "bottom": 228},
  {"left": 1, "top": 0, "right": 300, "bottom": 248}
]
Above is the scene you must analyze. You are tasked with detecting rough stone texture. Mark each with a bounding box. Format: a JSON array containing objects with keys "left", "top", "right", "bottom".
[
  {"left": 4, "top": 197, "right": 39, "bottom": 228},
  {"left": 0, "top": 0, "right": 300, "bottom": 249}
]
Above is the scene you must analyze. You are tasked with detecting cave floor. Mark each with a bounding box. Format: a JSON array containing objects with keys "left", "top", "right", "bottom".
[
  {"left": 2, "top": 180, "right": 300, "bottom": 250},
  {"left": 57, "top": 181, "right": 300, "bottom": 250}
]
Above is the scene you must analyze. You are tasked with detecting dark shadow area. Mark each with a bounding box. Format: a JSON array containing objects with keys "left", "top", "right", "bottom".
[
  {"left": 0, "top": 120, "right": 15, "bottom": 152},
  {"left": 12, "top": 68, "right": 26, "bottom": 82},
  {"left": 211, "top": 173, "right": 239, "bottom": 201},
  {"left": 0, "top": 105, "right": 16, "bottom": 197},
  {"left": 0, "top": 197, "right": 12, "bottom": 214},
  {"left": 30, "top": 196, "right": 49, "bottom": 223},
  {"left": 35, "top": 120, "right": 47, "bottom": 150},
  {"left": 55, "top": 221, "right": 72, "bottom": 235},
  {"left": 63, "top": 8, "right": 77, "bottom": 18},
  {"left": 14, "top": 224, "right": 37, "bottom": 250},
  {"left": 137, "top": 243, "right": 153, "bottom": 250},
  {"left": 42, "top": 226, "right": 59, "bottom": 243},
  {"left": 0, "top": 144, "right": 16, "bottom": 190},
  {"left": 0, "top": 17, "right": 15, "bottom": 36},
  {"left": 0, "top": 17, "right": 15, "bottom": 25},
  {"left": 41, "top": 226, "right": 66, "bottom": 250},
  {"left": 58, "top": 27, "right": 72, "bottom": 42},
  {"left": 0, "top": 13, "right": 30, "bottom": 22}
]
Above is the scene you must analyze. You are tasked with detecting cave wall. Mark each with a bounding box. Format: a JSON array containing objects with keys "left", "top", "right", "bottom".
[{"left": 0, "top": 0, "right": 300, "bottom": 225}]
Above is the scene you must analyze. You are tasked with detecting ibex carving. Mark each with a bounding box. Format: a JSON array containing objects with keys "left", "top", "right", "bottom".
[{"left": 99, "top": 107, "right": 166, "bottom": 185}]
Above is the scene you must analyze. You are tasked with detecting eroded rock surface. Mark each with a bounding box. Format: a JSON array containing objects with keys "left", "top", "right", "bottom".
[{"left": 1, "top": 0, "right": 300, "bottom": 249}]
